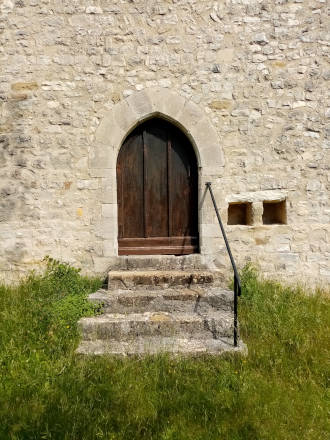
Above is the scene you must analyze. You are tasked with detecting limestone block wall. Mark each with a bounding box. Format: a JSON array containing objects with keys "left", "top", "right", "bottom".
[{"left": 0, "top": 0, "right": 329, "bottom": 286}]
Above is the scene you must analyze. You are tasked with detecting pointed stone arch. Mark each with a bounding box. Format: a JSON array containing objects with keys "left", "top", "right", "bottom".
[
  {"left": 90, "top": 87, "right": 225, "bottom": 261},
  {"left": 91, "top": 88, "right": 224, "bottom": 173}
]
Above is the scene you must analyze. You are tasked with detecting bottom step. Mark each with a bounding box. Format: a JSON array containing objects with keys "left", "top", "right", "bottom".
[{"left": 76, "top": 337, "right": 247, "bottom": 357}]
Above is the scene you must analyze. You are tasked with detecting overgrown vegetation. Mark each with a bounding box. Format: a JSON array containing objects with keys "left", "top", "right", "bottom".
[{"left": 0, "top": 260, "right": 328, "bottom": 440}]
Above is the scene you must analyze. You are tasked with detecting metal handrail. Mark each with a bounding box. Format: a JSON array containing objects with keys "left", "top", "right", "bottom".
[{"left": 205, "top": 182, "right": 241, "bottom": 347}]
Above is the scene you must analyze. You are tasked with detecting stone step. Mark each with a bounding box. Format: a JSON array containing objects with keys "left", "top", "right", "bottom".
[
  {"left": 79, "top": 311, "right": 234, "bottom": 341},
  {"left": 89, "top": 287, "right": 233, "bottom": 314},
  {"left": 107, "top": 270, "right": 224, "bottom": 290},
  {"left": 107, "top": 255, "right": 208, "bottom": 271},
  {"left": 76, "top": 337, "right": 247, "bottom": 356}
]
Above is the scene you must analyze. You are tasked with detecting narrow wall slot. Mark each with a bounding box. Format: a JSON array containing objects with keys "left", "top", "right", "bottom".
[
  {"left": 227, "top": 202, "right": 252, "bottom": 225},
  {"left": 262, "top": 200, "right": 287, "bottom": 225}
]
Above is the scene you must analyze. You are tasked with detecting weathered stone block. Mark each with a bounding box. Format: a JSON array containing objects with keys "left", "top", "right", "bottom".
[{"left": 11, "top": 82, "right": 38, "bottom": 91}]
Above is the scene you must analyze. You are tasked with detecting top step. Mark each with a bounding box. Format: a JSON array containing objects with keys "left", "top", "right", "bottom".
[
  {"left": 108, "top": 255, "right": 209, "bottom": 271},
  {"left": 108, "top": 270, "right": 225, "bottom": 290}
]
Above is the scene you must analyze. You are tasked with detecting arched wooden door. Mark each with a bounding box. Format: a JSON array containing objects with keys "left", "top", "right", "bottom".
[{"left": 117, "top": 118, "right": 199, "bottom": 255}]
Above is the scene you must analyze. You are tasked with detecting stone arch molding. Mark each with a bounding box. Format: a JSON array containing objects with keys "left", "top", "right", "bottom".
[
  {"left": 90, "top": 87, "right": 224, "bottom": 174},
  {"left": 90, "top": 87, "right": 225, "bottom": 259}
]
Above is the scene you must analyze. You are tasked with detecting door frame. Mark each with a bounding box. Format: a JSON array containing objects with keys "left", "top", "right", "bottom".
[{"left": 90, "top": 87, "right": 225, "bottom": 266}]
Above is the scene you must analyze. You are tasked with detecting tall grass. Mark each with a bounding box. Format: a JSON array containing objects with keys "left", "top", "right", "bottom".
[{"left": 0, "top": 260, "right": 328, "bottom": 440}]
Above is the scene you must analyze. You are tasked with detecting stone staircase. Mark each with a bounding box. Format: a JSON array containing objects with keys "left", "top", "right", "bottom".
[{"left": 77, "top": 256, "right": 246, "bottom": 356}]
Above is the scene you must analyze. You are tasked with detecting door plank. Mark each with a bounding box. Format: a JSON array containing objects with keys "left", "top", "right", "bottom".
[
  {"left": 118, "top": 237, "right": 198, "bottom": 256},
  {"left": 144, "top": 122, "right": 168, "bottom": 238},
  {"left": 167, "top": 136, "right": 172, "bottom": 237},
  {"left": 117, "top": 130, "right": 144, "bottom": 239},
  {"left": 170, "top": 127, "right": 198, "bottom": 238}
]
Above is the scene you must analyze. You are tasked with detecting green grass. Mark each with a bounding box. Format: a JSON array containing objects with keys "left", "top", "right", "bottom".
[{"left": 0, "top": 259, "right": 329, "bottom": 440}]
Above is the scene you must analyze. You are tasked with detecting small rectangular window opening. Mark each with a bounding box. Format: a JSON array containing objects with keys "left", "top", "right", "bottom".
[
  {"left": 227, "top": 202, "right": 252, "bottom": 225},
  {"left": 262, "top": 200, "right": 287, "bottom": 225}
]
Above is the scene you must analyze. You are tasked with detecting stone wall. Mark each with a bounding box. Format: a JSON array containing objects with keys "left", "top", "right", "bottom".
[{"left": 0, "top": 0, "right": 329, "bottom": 286}]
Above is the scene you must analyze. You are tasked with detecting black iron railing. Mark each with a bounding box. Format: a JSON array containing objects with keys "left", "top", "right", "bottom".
[{"left": 205, "top": 182, "right": 241, "bottom": 347}]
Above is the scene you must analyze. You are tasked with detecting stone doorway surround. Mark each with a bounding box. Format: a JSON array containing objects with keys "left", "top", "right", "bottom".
[{"left": 90, "top": 87, "right": 225, "bottom": 271}]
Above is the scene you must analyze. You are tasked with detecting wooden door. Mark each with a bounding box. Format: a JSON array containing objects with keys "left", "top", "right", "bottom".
[{"left": 117, "top": 118, "right": 199, "bottom": 255}]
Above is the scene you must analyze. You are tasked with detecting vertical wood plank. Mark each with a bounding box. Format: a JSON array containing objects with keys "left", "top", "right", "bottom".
[
  {"left": 144, "top": 120, "right": 168, "bottom": 238},
  {"left": 167, "top": 135, "right": 172, "bottom": 237},
  {"left": 117, "top": 130, "right": 144, "bottom": 239},
  {"left": 169, "top": 127, "right": 198, "bottom": 239},
  {"left": 143, "top": 129, "right": 147, "bottom": 238}
]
